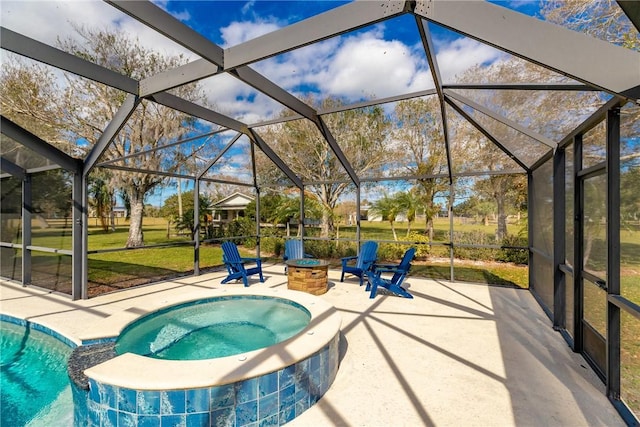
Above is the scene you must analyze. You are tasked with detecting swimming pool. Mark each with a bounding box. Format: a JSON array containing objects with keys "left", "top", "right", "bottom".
[
  {"left": 0, "top": 316, "right": 75, "bottom": 426},
  {"left": 80, "top": 288, "right": 342, "bottom": 426},
  {"left": 115, "top": 296, "right": 311, "bottom": 360}
]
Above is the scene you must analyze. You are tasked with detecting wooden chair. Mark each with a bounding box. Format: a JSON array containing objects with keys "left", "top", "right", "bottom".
[{"left": 221, "top": 241, "right": 264, "bottom": 287}]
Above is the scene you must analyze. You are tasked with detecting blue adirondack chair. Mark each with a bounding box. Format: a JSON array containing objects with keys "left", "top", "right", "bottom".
[
  {"left": 340, "top": 241, "right": 378, "bottom": 286},
  {"left": 221, "top": 241, "right": 264, "bottom": 287},
  {"left": 365, "top": 247, "right": 416, "bottom": 299},
  {"left": 283, "top": 240, "right": 313, "bottom": 272}
]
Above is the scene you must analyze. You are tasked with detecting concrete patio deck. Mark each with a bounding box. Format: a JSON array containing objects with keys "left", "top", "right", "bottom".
[{"left": 0, "top": 264, "right": 625, "bottom": 426}]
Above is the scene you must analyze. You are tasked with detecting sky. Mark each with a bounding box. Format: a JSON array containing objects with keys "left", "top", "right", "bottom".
[
  {"left": 1, "top": 0, "right": 544, "bottom": 206},
  {"left": 1, "top": 0, "right": 543, "bottom": 125}
]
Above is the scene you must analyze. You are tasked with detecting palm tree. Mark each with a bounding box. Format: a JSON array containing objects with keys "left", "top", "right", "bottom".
[
  {"left": 272, "top": 195, "right": 323, "bottom": 237},
  {"left": 396, "top": 190, "right": 423, "bottom": 237},
  {"left": 370, "top": 193, "right": 401, "bottom": 241},
  {"left": 88, "top": 171, "right": 115, "bottom": 232}
]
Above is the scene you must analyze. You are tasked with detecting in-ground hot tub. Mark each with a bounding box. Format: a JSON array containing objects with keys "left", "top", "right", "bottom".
[{"left": 80, "top": 287, "right": 341, "bottom": 427}]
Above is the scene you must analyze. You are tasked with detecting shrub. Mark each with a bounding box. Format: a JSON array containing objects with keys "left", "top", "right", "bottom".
[
  {"left": 261, "top": 236, "right": 284, "bottom": 256},
  {"left": 406, "top": 232, "right": 431, "bottom": 259},
  {"left": 498, "top": 234, "right": 529, "bottom": 265},
  {"left": 377, "top": 243, "right": 408, "bottom": 262},
  {"left": 305, "top": 240, "right": 339, "bottom": 258},
  {"left": 452, "top": 230, "right": 497, "bottom": 261}
]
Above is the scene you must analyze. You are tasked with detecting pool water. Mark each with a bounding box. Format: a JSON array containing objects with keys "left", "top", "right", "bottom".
[
  {"left": 116, "top": 296, "right": 311, "bottom": 360},
  {"left": 0, "top": 321, "right": 74, "bottom": 426}
]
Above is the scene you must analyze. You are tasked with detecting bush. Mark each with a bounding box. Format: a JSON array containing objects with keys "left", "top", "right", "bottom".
[
  {"left": 261, "top": 236, "right": 284, "bottom": 256},
  {"left": 406, "top": 232, "right": 431, "bottom": 259},
  {"left": 452, "top": 230, "right": 497, "bottom": 261},
  {"left": 221, "top": 217, "right": 257, "bottom": 247},
  {"left": 377, "top": 243, "right": 408, "bottom": 262},
  {"left": 305, "top": 240, "right": 340, "bottom": 258},
  {"left": 498, "top": 234, "right": 529, "bottom": 265}
]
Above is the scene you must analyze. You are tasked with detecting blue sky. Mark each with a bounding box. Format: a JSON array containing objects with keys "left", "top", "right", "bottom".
[
  {"left": 2, "top": 0, "right": 543, "bottom": 125},
  {"left": 1, "top": 0, "right": 544, "bottom": 206}
]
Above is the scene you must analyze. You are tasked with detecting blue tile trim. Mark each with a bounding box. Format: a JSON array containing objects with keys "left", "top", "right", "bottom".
[
  {"left": 1, "top": 314, "right": 77, "bottom": 348},
  {"left": 85, "top": 331, "right": 340, "bottom": 426}
]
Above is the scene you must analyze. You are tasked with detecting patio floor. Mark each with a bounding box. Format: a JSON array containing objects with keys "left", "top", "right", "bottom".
[{"left": 0, "top": 264, "right": 625, "bottom": 426}]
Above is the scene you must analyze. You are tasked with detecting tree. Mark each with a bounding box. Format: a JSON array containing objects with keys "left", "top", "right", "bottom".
[
  {"left": 370, "top": 193, "right": 401, "bottom": 241},
  {"left": 541, "top": 0, "right": 639, "bottom": 50},
  {"left": 395, "top": 189, "right": 423, "bottom": 237},
  {"left": 392, "top": 97, "right": 448, "bottom": 241},
  {"left": 88, "top": 170, "right": 115, "bottom": 232},
  {"left": 246, "top": 192, "right": 323, "bottom": 236},
  {"left": 257, "top": 96, "right": 391, "bottom": 237},
  {"left": 58, "top": 26, "right": 208, "bottom": 247},
  {"left": 161, "top": 190, "right": 213, "bottom": 238},
  {"left": 474, "top": 174, "right": 527, "bottom": 241},
  {"left": 0, "top": 57, "right": 70, "bottom": 155}
]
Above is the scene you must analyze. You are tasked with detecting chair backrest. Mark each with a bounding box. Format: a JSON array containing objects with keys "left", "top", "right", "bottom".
[
  {"left": 390, "top": 247, "right": 416, "bottom": 284},
  {"left": 221, "top": 241, "right": 242, "bottom": 264},
  {"left": 356, "top": 241, "right": 378, "bottom": 270},
  {"left": 284, "top": 240, "right": 305, "bottom": 260}
]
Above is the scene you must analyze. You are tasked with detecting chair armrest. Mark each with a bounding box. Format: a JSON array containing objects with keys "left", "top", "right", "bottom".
[
  {"left": 373, "top": 263, "right": 396, "bottom": 270},
  {"left": 240, "top": 257, "right": 261, "bottom": 263},
  {"left": 304, "top": 253, "right": 314, "bottom": 258},
  {"left": 341, "top": 256, "right": 357, "bottom": 268},
  {"left": 373, "top": 266, "right": 403, "bottom": 274}
]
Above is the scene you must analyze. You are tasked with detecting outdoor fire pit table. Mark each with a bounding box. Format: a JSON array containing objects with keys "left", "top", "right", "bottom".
[{"left": 285, "top": 259, "right": 329, "bottom": 295}]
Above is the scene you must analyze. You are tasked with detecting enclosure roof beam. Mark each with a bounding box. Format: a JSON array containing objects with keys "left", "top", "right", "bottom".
[
  {"left": 444, "top": 96, "right": 531, "bottom": 172},
  {"left": 324, "top": 89, "right": 439, "bottom": 115},
  {"left": 150, "top": 92, "right": 248, "bottom": 133},
  {"left": 0, "top": 116, "right": 80, "bottom": 173},
  {"left": 617, "top": 0, "right": 640, "bottom": 33},
  {"left": 316, "top": 118, "right": 360, "bottom": 186},
  {"left": 248, "top": 88, "right": 438, "bottom": 129},
  {"left": 139, "top": 59, "right": 220, "bottom": 98},
  {"left": 224, "top": 1, "right": 410, "bottom": 69},
  {"left": 0, "top": 157, "right": 26, "bottom": 179},
  {"left": 443, "top": 83, "right": 597, "bottom": 91},
  {"left": 358, "top": 169, "right": 526, "bottom": 183},
  {"left": 249, "top": 130, "right": 303, "bottom": 189},
  {"left": 84, "top": 94, "right": 140, "bottom": 175},
  {"left": 444, "top": 89, "right": 557, "bottom": 149},
  {"left": 105, "top": 0, "right": 224, "bottom": 66},
  {"left": 197, "top": 133, "right": 242, "bottom": 180},
  {"left": 558, "top": 96, "right": 626, "bottom": 150},
  {"left": 99, "top": 164, "right": 195, "bottom": 180},
  {"left": 199, "top": 177, "right": 255, "bottom": 187},
  {"left": 0, "top": 27, "right": 138, "bottom": 95},
  {"left": 413, "top": 0, "right": 640, "bottom": 101},
  {"left": 229, "top": 67, "right": 319, "bottom": 122},
  {"left": 97, "top": 128, "right": 228, "bottom": 167},
  {"left": 108, "top": 0, "right": 319, "bottom": 122},
  {"left": 417, "top": 16, "right": 453, "bottom": 184}
]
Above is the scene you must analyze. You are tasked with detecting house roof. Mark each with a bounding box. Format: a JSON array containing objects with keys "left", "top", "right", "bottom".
[{"left": 212, "top": 192, "right": 254, "bottom": 209}]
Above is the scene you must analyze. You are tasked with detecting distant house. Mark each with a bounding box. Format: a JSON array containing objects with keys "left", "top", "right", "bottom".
[
  {"left": 211, "top": 192, "right": 254, "bottom": 223},
  {"left": 87, "top": 206, "right": 127, "bottom": 218}
]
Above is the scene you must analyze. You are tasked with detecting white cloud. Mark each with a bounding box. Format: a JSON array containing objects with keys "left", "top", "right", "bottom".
[
  {"left": 435, "top": 37, "right": 506, "bottom": 82},
  {"left": 316, "top": 35, "right": 426, "bottom": 99},
  {"left": 219, "top": 20, "right": 280, "bottom": 47},
  {"left": 0, "top": 0, "right": 195, "bottom": 59}
]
